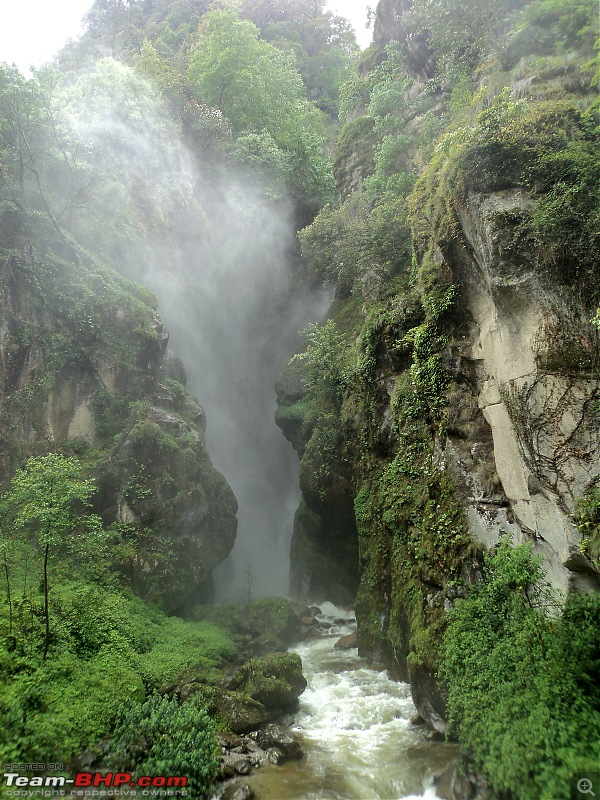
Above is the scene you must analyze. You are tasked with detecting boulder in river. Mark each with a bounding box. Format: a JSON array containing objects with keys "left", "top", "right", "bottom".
[
  {"left": 251, "top": 724, "right": 303, "bottom": 762},
  {"left": 226, "top": 652, "right": 307, "bottom": 711},
  {"left": 334, "top": 632, "right": 358, "bottom": 650}
]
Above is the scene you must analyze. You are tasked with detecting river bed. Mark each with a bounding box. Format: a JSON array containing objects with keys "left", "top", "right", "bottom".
[{"left": 249, "top": 603, "right": 457, "bottom": 800}]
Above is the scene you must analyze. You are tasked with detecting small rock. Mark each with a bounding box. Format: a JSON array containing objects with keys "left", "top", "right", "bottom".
[
  {"left": 242, "top": 738, "right": 261, "bottom": 753},
  {"left": 233, "top": 759, "right": 252, "bottom": 776},
  {"left": 334, "top": 632, "right": 358, "bottom": 650},
  {"left": 435, "top": 762, "right": 475, "bottom": 800},
  {"left": 230, "top": 785, "right": 257, "bottom": 800},
  {"left": 426, "top": 729, "right": 445, "bottom": 742},
  {"left": 253, "top": 724, "right": 303, "bottom": 761},
  {"left": 218, "top": 763, "right": 235, "bottom": 780},
  {"left": 266, "top": 747, "right": 285, "bottom": 765},
  {"left": 248, "top": 752, "right": 264, "bottom": 768},
  {"left": 219, "top": 733, "right": 243, "bottom": 749},
  {"left": 410, "top": 712, "right": 425, "bottom": 726}
]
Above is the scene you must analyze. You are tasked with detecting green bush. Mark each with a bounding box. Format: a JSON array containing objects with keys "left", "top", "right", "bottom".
[
  {"left": 109, "top": 694, "right": 219, "bottom": 798},
  {"left": 442, "top": 541, "right": 600, "bottom": 800},
  {"left": 0, "top": 567, "right": 235, "bottom": 765}
]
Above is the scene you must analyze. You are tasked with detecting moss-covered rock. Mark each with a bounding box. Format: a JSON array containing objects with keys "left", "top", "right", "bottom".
[
  {"left": 190, "top": 597, "right": 305, "bottom": 655},
  {"left": 225, "top": 653, "right": 307, "bottom": 711},
  {"left": 0, "top": 205, "right": 237, "bottom": 612},
  {"left": 277, "top": 0, "right": 600, "bottom": 747}
]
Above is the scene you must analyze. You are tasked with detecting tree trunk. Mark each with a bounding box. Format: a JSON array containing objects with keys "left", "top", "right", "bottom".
[
  {"left": 3, "top": 555, "right": 12, "bottom": 638},
  {"left": 43, "top": 543, "right": 50, "bottom": 661}
]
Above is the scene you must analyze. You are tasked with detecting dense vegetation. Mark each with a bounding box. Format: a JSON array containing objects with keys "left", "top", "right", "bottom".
[
  {"left": 0, "top": 0, "right": 599, "bottom": 796},
  {"left": 0, "top": 0, "right": 357, "bottom": 787},
  {"left": 0, "top": 455, "right": 235, "bottom": 779},
  {"left": 283, "top": 0, "right": 600, "bottom": 797},
  {"left": 443, "top": 542, "right": 600, "bottom": 800}
]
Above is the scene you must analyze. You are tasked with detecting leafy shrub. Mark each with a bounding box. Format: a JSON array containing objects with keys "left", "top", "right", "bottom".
[
  {"left": 442, "top": 542, "right": 600, "bottom": 800},
  {"left": 576, "top": 484, "right": 600, "bottom": 570},
  {"left": 109, "top": 694, "right": 219, "bottom": 799}
]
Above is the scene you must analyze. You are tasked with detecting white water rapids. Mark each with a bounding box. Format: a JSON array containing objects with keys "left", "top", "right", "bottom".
[{"left": 250, "top": 604, "right": 456, "bottom": 799}]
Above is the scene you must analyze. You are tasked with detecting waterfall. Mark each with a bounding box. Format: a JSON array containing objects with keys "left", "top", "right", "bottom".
[{"left": 64, "top": 60, "right": 327, "bottom": 600}]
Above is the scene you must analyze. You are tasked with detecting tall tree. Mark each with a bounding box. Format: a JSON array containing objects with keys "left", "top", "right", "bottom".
[
  {"left": 4, "top": 454, "right": 104, "bottom": 660},
  {"left": 187, "top": 8, "right": 334, "bottom": 217}
]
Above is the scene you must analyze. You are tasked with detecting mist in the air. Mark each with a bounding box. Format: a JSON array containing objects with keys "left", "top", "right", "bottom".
[{"left": 61, "top": 58, "right": 329, "bottom": 600}]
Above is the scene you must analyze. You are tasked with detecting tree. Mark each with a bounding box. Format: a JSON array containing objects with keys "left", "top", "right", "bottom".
[
  {"left": 241, "top": 0, "right": 359, "bottom": 116},
  {"left": 188, "top": 8, "right": 335, "bottom": 217},
  {"left": 3, "top": 454, "right": 104, "bottom": 660},
  {"left": 188, "top": 10, "right": 306, "bottom": 136}
]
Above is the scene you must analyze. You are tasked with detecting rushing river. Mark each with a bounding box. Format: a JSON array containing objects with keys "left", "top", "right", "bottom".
[{"left": 250, "top": 604, "right": 457, "bottom": 800}]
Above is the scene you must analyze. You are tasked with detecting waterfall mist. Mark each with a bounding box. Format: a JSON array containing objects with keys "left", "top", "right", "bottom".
[{"left": 64, "top": 59, "right": 329, "bottom": 600}]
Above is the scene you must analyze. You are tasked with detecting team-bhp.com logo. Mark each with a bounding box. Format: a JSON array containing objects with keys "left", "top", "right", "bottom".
[{"left": 4, "top": 772, "right": 187, "bottom": 794}]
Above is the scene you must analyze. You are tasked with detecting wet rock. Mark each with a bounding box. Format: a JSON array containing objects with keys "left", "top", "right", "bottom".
[
  {"left": 219, "top": 733, "right": 243, "bottom": 749},
  {"left": 266, "top": 747, "right": 285, "bottom": 765},
  {"left": 334, "top": 632, "right": 358, "bottom": 650},
  {"left": 410, "top": 712, "right": 425, "bottom": 726},
  {"left": 409, "top": 662, "right": 448, "bottom": 734},
  {"left": 251, "top": 724, "right": 303, "bottom": 761},
  {"left": 309, "top": 606, "right": 322, "bottom": 616},
  {"left": 234, "top": 788, "right": 256, "bottom": 800},
  {"left": 226, "top": 652, "right": 307, "bottom": 711},
  {"left": 185, "top": 687, "right": 267, "bottom": 734},
  {"left": 222, "top": 784, "right": 257, "bottom": 800},
  {"left": 233, "top": 759, "right": 251, "bottom": 776},
  {"left": 192, "top": 597, "right": 304, "bottom": 654},
  {"left": 427, "top": 729, "right": 446, "bottom": 742},
  {"left": 435, "top": 762, "right": 476, "bottom": 800},
  {"left": 218, "top": 763, "right": 235, "bottom": 780}
]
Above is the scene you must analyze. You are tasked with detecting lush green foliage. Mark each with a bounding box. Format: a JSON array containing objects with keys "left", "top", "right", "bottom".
[
  {"left": 1, "top": 455, "right": 105, "bottom": 659},
  {"left": 577, "top": 484, "right": 600, "bottom": 571},
  {"left": 291, "top": 319, "right": 348, "bottom": 406},
  {"left": 407, "top": 0, "right": 524, "bottom": 81},
  {"left": 0, "top": 452, "right": 235, "bottom": 765},
  {"left": 109, "top": 694, "right": 219, "bottom": 798},
  {"left": 443, "top": 542, "right": 600, "bottom": 800},
  {"left": 187, "top": 9, "right": 335, "bottom": 217},
  {"left": 241, "top": 0, "right": 359, "bottom": 117},
  {"left": 292, "top": 7, "right": 600, "bottom": 800},
  {"left": 410, "top": 90, "right": 600, "bottom": 297},
  {"left": 0, "top": 572, "right": 235, "bottom": 764}
]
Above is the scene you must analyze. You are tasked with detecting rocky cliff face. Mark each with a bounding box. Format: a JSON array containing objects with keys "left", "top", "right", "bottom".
[
  {"left": 446, "top": 189, "right": 599, "bottom": 595},
  {"left": 0, "top": 205, "right": 237, "bottom": 612},
  {"left": 277, "top": 0, "right": 599, "bottom": 737}
]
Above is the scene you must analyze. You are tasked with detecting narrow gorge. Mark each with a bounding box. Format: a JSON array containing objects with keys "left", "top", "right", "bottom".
[{"left": 0, "top": 0, "right": 598, "bottom": 799}]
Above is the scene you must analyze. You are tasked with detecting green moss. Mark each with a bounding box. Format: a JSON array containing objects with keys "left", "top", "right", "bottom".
[
  {"left": 410, "top": 93, "right": 600, "bottom": 301},
  {"left": 226, "top": 652, "right": 306, "bottom": 709},
  {"left": 333, "top": 116, "right": 376, "bottom": 194},
  {"left": 354, "top": 414, "right": 479, "bottom": 674}
]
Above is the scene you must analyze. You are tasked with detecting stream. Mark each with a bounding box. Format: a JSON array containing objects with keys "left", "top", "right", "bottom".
[{"left": 250, "top": 604, "right": 457, "bottom": 800}]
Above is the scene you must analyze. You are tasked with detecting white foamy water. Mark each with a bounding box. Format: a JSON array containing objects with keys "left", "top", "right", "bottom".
[{"left": 249, "top": 603, "right": 455, "bottom": 799}]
